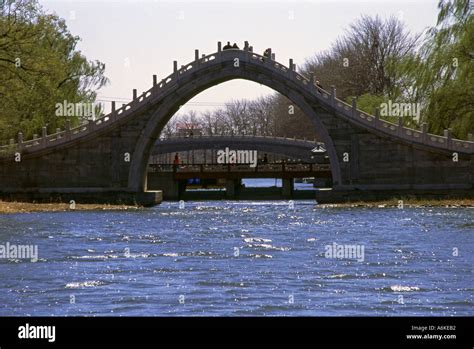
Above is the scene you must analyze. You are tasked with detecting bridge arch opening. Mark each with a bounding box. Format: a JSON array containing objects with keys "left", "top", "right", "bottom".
[
  {"left": 128, "top": 56, "right": 342, "bottom": 194},
  {"left": 147, "top": 80, "right": 333, "bottom": 197}
]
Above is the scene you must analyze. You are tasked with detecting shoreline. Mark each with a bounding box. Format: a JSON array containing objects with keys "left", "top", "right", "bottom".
[
  {"left": 0, "top": 201, "right": 140, "bottom": 214},
  {"left": 1, "top": 198, "right": 473, "bottom": 213}
]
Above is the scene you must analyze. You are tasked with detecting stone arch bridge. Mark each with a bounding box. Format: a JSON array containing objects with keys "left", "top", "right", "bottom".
[{"left": 0, "top": 42, "right": 472, "bottom": 204}]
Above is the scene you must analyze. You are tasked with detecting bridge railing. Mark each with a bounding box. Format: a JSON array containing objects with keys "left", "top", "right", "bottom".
[
  {"left": 1, "top": 42, "right": 473, "bottom": 157},
  {"left": 0, "top": 49, "right": 228, "bottom": 156},
  {"left": 151, "top": 162, "right": 331, "bottom": 173},
  {"left": 157, "top": 133, "right": 323, "bottom": 146},
  {"left": 289, "top": 68, "right": 474, "bottom": 153},
  {"left": 329, "top": 96, "right": 474, "bottom": 152},
  {"left": 237, "top": 46, "right": 474, "bottom": 154}
]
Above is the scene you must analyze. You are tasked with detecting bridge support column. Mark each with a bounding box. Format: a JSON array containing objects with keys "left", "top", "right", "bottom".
[
  {"left": 177, "top": 180, "right": 187, "bottom": 200},
  {"left": 225, "top": 179, "right": 241, "bottom": 199},
  {"left": 282, "top": 178, "right": 294, "bottom": 198},
  {"left": 146, "top": 172, "right": 184, "bottom": 200}
]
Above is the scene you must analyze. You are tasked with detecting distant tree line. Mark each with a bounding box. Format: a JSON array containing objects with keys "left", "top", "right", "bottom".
[{"left": 162, "top": 95, "right": 317, "bottom": 140}]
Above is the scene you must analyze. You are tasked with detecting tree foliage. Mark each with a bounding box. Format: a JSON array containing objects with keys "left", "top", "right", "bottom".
[
  {"left": 0, "top": 0, "right": 108, "bottom": 141},
  {"left": 403, "top": 0, "right": 473, "bottom": 138}
]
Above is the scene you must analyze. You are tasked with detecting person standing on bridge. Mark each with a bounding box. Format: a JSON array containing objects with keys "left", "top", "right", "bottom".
[
  {"left": 223, "top": 42, "right": 232, "bottom": 50},
  {"left": 315, "top": 80, "right": 324, "bottom": 92},
  {"left": 263, "top": 48, "right": 271, "bottom": 61},
  {"left": 173, "top": 153, "right": 180, "bottom": 172}
]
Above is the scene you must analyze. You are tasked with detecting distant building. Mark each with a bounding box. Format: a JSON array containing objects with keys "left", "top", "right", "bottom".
[{"left": 176, "top": 122, "right": 202, "bottom": 137}]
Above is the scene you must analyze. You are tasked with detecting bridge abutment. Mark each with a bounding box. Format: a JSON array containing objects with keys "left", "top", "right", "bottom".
[
  {"left": 225, "top": 179, "right": 241, "bottom": 199},
  {"left": 282, "top": 178, "right": 294, "bottom": 198}
]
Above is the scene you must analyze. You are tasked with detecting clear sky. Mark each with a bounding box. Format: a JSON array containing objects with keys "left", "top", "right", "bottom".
[{"left": 40, "top": 0, "right": 440, "bottom": 115}]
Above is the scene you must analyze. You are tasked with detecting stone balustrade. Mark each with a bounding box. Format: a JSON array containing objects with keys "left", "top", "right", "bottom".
[{"left": 1, "top": 42, "right": 472, "bottom": 157}]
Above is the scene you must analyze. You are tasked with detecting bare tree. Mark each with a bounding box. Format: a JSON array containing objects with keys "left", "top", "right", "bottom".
[{"left": 302, "top": 15, "right": 420, "bottom": 100}]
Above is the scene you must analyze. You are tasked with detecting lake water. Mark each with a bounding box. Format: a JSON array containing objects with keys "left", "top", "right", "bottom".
[{"left": 0, "top": 201, "right": 472, "bottom": 316}]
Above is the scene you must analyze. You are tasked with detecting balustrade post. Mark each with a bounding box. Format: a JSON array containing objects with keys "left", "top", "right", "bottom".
[
  {"left": 17, "top": 131, "right": 23, "bottom": 150},
  {"left": 65, "top": 119, "right": 71, "bottom": 140},
  {"left": 41, "top": 127, "right": 47, "bottom": 147},
  {"left": 266, "top": 49, "right": 273, "bottom": 65},
  {"left": 351, "top": 97, "right": 357, "bottom": 117},
  {"left": 444, "top": 129, "right": 452, "bottom": 148},
  {"left": 331, "top": 85, "right": 336, "bottom": 106},
  {"left": 398, "top": 116, "right": 404, "bottom": 136}
]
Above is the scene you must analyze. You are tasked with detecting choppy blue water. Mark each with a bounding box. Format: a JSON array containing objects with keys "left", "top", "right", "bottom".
[{"left": 0, "top": 201, "right": 472, "bottom": 316}]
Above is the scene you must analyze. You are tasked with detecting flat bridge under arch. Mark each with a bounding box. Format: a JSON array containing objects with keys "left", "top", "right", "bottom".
[{"left": 151, "top": 135, "right": 326, "bottom": 163}]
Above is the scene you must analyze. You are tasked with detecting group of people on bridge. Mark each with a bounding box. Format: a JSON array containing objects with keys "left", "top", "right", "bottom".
[
  {"left": 221, "top": 41, "right": 324, "bottom": 91},
  {"left": 222, "top": 42, "right": 240, "bottom": 50}
]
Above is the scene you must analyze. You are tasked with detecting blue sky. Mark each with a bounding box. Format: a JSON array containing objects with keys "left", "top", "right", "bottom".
[{"left": 40, "top": 0, "right": 440, "bottom": 115}]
